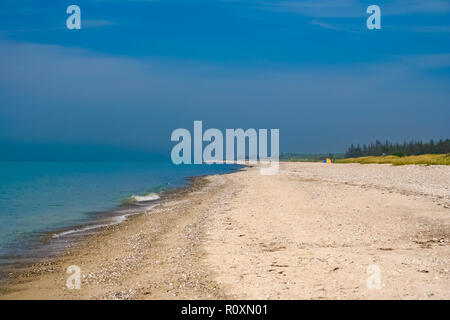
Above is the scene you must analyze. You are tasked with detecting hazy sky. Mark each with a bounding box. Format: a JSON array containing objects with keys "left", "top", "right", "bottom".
[{"left": 0, "top": 0, "right": 449, "bottom": 159}]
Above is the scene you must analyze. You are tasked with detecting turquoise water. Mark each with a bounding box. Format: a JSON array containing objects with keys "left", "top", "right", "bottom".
[{"left": 0, "top": 161, "right": 240, "bottom": 264}]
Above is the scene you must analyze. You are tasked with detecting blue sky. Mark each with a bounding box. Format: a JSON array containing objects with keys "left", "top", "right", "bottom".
[{"left": 0, "top": 0, "right": 449, "bottom": 158}]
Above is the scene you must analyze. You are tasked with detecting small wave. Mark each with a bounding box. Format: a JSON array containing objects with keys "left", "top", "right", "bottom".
[
  {"left": 52, "top": 215, "right": 127, "bottom": 239},
  {"left": 124, "top": 192, "right": 160, "bottom": 204},
  {"left": 52, "top": 203, "right": 158, "bottom": 239}
]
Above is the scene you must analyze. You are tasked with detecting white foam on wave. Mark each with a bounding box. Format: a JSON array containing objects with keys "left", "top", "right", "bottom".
[
  {"left": 130, "top": 193, "right": 160, "bottom": 202},
  {"left": 52, "top": 204, "right": 157, "bottom": 239},
  {"left": 52, "top": 216, "right": 125, "bottom": 238}
]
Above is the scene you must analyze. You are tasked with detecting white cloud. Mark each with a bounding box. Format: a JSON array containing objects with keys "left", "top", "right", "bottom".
[
  {"left": 309, "top": 19, "right": 361, "bottom": 33},
  {"left": 222, "top": 0, "right": 450, "bottom": 17},
  {"left": 383, "top": 0, "right": 450, "bottom": 15},
  {"left": 83, "top": 20, "right": 117, "bottom": 28}
]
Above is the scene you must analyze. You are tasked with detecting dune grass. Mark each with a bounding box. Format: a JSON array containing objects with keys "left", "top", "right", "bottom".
[{"left": 335, "top": 154, "right": 450, "bottom": 166}]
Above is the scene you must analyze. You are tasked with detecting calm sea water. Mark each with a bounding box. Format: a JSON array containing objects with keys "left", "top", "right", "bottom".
[{"left": 0, "top": 161, "right": 240, "bottom": 265}]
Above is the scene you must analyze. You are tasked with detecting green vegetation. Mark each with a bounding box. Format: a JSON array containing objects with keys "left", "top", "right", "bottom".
[
  {"left": 280, "top": 153, "right": 344, "bottom": 162},
  {"left": 336, "top": 154, "right": 450, "bottom": 166},
  {"left": 345, "top": 139, "right": 449, "bottom": 158},
  {"left": 282, "top": 139, "right": 450, "bottom": 165}
]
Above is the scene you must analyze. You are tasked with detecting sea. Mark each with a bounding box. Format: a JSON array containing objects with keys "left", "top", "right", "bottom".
[{"left": 0, "top": 161, "right": 241, "bottom": 271}]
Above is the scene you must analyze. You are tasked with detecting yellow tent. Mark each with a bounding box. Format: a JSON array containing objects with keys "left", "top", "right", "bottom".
[{"left": 324, "top": 158, "right": 331, "bottom": 163}]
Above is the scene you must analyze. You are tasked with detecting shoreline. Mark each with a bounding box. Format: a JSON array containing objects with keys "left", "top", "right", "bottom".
[
  {"left": 0, "top": 172, "right": 234, "bottom": 299},
  {"left": 0, "top": 162, "right": 449, "bottom": 299},
  {"left": 0, "top": 168, "right": 237, "bottom": 286},
  {"left": 0, "top": 161, "right": 245, "bottom": 280},
  {"left": 0, "top": 185, "right": 163, "bottom": 283}
]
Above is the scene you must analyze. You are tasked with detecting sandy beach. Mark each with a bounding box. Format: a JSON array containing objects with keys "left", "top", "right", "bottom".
[{"left": 0, "top": 162, "right": 449, "bottom": 300}]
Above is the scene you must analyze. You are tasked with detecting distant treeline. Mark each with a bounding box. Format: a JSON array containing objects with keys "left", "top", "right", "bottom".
[
  {"left": 345, "top": 139, "right": 450, "bottom": 158},
  {"left": 280, "top": 153, "right": 344, "bottom": 161}
]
